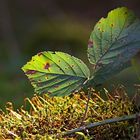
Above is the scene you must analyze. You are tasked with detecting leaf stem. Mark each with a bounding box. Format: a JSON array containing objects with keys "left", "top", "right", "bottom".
[{"left": 80, "top": 88, "right": 91, "bottom": 125}]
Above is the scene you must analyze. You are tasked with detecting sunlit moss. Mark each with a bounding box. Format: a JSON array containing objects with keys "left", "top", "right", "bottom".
[{"left": 0, "top": 87, "right": 139, "bottom": 139}]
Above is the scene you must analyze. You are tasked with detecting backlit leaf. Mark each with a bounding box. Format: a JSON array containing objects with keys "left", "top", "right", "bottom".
[
  {"left": 88, "top": 7, "right": 140, "bottom": 84},
  {"left": 22, "top": 51, "right": 90, "bottom": 96}
]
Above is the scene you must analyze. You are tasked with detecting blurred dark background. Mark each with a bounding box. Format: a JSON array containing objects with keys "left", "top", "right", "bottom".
[{"left": 0, "top": 0, "right": 140, "bottom": 109}]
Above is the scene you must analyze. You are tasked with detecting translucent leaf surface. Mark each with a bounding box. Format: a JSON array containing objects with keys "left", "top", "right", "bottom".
[
  {"left": 88, "top": 7, "right": 140, "bottom": 84},
  {"left": 22, "top": 51, "right": 90, "bottom": 96}
]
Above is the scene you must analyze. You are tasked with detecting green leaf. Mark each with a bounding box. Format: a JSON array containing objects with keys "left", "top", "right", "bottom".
[
  {"left": 88, "top": 7, "right": 140, "bottom": 85},
  {"left": 22, "top": 51, "right": 90, "bottom": 96}
]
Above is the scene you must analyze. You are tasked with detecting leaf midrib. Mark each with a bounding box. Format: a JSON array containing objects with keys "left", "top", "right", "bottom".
[
  {"left": 94, "top": 12, "right": 130, "bottom": 69},
  {"left": 25, "top": 69, "right": 88, "bottom": 79}
]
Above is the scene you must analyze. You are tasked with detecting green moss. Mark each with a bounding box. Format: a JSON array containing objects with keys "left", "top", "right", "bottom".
[{"left": 0, "top": 87, "right": 139, "bottom": 139}]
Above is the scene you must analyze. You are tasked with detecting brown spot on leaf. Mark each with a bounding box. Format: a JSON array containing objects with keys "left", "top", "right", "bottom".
[
  {"left": 88, "top": 40, "right": 93, "bottom": 48},
  {"left": 26, "top": 70, "right": 37, "bottom": 75},
  {"left": 110, "top": 24, "right": 114, "bottom": 27},
  {"left": 54, "top": 85, "right": 59, "bottom": 88},
  {"left": 48, "top": 91, "right": 52, "bottom": 94},
  {"left": 44, "top": 62, "right": 50, "bottom": 69},
  {"left": 38, "top": 52, "right": 43, "bottom": 56}
]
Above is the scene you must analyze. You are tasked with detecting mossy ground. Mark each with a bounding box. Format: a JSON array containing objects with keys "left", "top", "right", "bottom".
[{"left": 0, "top": 87, "right": 140, "bottom": 140}]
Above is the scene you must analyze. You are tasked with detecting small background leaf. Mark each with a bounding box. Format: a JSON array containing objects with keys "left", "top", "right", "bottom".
[
  {"left": 22, "top": 51, "right": 90, "bottom": 96},
  {"left": 88, "top": 7, "right": 140, "bottom": 85}
]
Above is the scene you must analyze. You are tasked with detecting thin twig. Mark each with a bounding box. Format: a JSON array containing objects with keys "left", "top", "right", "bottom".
[
  {"left": 80, "top": 88, "right": 91, "bottom": 125},
  {"left": 62, "top": 114, "right": 137, "bottom": 136}
]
